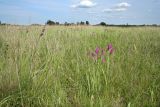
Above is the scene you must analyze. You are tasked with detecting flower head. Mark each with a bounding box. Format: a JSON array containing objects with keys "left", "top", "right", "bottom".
[
  {"left": 107, "top": 44, "right": 113, "bottom": 51},
  {"left": 107, "top": 44, "right": 114, "bottom": 54},
  {"left": 109, "top": 48, "right": 114, "bottom": 54},
  {"left": 89, "top": 44, "right": 114, "bottom": 63},
  {"left": 95, "top": 47, "right": 100, "bottom": 55}
]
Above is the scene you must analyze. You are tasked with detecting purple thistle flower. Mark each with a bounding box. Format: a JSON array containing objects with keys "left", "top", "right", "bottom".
[{"left": 95, "top": 47, "right": 100, "bottom": 55}]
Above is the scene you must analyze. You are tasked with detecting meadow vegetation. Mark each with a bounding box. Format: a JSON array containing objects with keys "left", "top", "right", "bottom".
[{"left": 0, "top": 25, "right": 160, "bottom": 107}]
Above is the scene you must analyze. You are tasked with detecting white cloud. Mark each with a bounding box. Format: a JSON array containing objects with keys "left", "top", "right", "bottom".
[
  {"left": 71, "top": 0, "right": 97, "bottom": 8},
  {"left": 115, "top": 2, "right": 131, "bottom": 9},
  {"left": 103, "top": 2, "right": 131, "bottom": 13}
]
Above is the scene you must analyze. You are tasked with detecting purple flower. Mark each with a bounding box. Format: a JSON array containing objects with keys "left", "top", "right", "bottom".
[
  {"left": 109, "top": 48, "right": 114, "bottom": 54},
  {"left": 88, "top": 44, "right": 115, "bottom": 63},
  {"left": 107, "top": 44, "right": 114, "bottom": 54},
  {"left": 107, "top": 44, "right": 113, "bottom": 51},
  {"left": 95, "top": 47, "right": 100, "bottom": 55}
]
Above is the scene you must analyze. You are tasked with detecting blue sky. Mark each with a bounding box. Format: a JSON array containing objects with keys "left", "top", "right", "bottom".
[{"left": 0, "top": 0, "right": 160, "bottom": 25}]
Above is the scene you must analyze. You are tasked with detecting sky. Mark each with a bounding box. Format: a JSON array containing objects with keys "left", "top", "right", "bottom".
[{"left": 0, "top": 0, "right": 160, "bottom": 25}]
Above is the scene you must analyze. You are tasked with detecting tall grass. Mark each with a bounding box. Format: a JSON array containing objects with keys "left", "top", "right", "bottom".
[{"left": 0, "top": 25, "right": 160, "bottom": 107}]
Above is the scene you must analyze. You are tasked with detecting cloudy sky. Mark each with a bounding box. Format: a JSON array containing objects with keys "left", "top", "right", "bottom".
[{"left": 0, "top": 0, "right": 160, "bottom": 25}]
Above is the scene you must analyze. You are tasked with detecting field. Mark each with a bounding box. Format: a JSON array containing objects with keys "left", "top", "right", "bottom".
[{"left": 0, "top": 25, "right": 160, "bottom": 107}]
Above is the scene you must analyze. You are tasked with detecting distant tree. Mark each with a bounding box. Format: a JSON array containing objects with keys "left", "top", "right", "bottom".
[
  {"left": 86, "top": 21, "right": 89, "bottom": 25},
  {"left": 64, "top": 22, "right": 67, "bottom": 26},
  {"left": 56, "top": 22, "right": 59, "bottom": 25},
  {"left": 70, "top": 23, "right": 75, "bottom": 25},
  {"left": 46, "top": 20, "right": 55, "bottom": 25},
  {"left": 1, "top": 23, "right": 6, "bottom": 25},
  {"left": 64, "top": 22, "right": 70, "bottom": 26},
  {"left": 0, "top": 21, "right": 1, "bottom": 25},
  {"left": 152, "top": 24, "right": 157, "bottom": 26},
  {"left": 80, "top": 21, "right": 85, "bottom": 25},
  {"left": 100, "top": 22, "right": 107, "bottom": 26},
  {"left": 31, "top": 24, "right": 41, "bottom": 26}
]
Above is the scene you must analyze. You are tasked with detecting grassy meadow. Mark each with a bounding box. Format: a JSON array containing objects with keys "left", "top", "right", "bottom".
[{"left": 0, "top": 25, "right": 160, "bottom": 107}]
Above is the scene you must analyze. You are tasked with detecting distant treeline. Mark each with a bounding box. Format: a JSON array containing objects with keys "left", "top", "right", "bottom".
[
  {"left": 46, "top": 20, "right": 90, "bottom": 26},
  {"left": 0, "top": 21, "right": 9, "bottom": 25},
  {"left": 0, "top": 20, "right": 160, "bottom": 27},
  {"left": 101, "top": 24, "right": 160, "bottom": 27},
  {"left": 45, "top": 20, "right": 160, "bottom": 27}
]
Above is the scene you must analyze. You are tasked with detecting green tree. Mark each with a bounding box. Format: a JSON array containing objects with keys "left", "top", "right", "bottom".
[
  {"left": 56, "top": 22, "right": 59, "bottom": 25},
  {"left": 46, "top": 20, "right": 55, "bottom": 25},
  {"left": 100, "top": 22, "right": 107, "bottom": 26},
  {"left": 86, "top": 21, "right": 89, "bottom": 25},
  {"left": 80, "top": 21, "right": 85, "bottom": 25}
]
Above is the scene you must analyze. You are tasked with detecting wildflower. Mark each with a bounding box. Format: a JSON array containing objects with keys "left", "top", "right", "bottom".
[
  {"left": 95, "top": 47, "right": 100, "bottom": 55},
  {"left": 107, "top": 44, "right": 114, "bottom": 54},
  {"left": 107, "top": 44, "right": 113, "bottom": 50},
  {"left": 109, "top": 48, "right": 114, "bottom": 54},
  {"left": 88, "top": 44, "right": 114, "bottom": 63}
]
